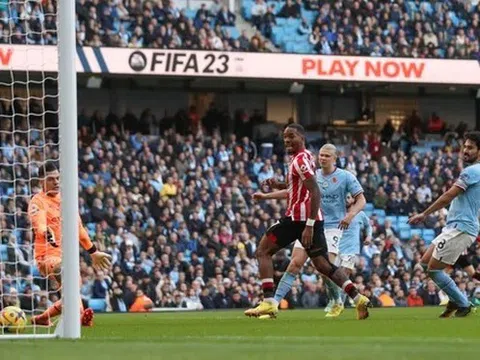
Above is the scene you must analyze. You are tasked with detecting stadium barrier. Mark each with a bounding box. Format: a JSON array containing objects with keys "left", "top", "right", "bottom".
[{"left": 1, "top": 45, "right": 479, "bottom": 84}]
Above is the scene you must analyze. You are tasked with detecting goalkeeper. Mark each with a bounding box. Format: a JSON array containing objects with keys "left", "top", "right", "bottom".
[{"left": 28, "top": 162, "right": 112, "bottom": 327}]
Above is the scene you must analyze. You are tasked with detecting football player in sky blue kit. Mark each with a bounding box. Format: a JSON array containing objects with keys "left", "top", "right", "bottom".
[
  {"left": 254, "top": 144, "right": 366, "bottom": 318},
  {"left": 337, "top": 195, "right": 373, "bottom": 278},
  {"left": 408, "top": 131, "right": 480, "bottom": 317}
]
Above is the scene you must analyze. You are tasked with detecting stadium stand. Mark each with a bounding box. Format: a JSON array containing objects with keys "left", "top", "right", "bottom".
[
  {"left": 1, "top": 101, "right": 479, "bottom": 312},
  {"left": 1, "top": 0, "right": 478, "bottom": 57},
  {"left": 242, "top": 0, "right": 480, "bottom": 57}
]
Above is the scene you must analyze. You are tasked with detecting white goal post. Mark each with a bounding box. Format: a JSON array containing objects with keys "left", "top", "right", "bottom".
[{"left": 0, "top": 0, "right": 79, "bottom": 339}]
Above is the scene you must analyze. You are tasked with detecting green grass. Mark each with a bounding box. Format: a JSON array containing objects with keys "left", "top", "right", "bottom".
[{"left": 1, "top": 308, "right": 479, "bottom": 360}]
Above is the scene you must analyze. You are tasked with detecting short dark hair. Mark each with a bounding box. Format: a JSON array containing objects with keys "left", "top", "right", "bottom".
[
  {"left": 464, "top": 131, "right": 480, "bottom": 149},
  {"left": 38, "top": 161, "right": 58, "bottom": 178},
  {"left": 286, "top": 123, "right": 305, "bottom": 136}
]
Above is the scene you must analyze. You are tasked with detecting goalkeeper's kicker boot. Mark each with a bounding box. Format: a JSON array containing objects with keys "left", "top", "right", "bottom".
[
  {"left": 439, "top": 301, "right": 459, "bottom": 318},
  {"left": 325, "top": 303, "right": 345, "bottom": 318},
  {"left": 244, "top": 299, "right": 278, "bottom": 318},
  {"left": 355, "top": 295, "right": 372, "bottom": 320},
  {"left": 81, "top": 308, "right": 94, "bottom": 327}
]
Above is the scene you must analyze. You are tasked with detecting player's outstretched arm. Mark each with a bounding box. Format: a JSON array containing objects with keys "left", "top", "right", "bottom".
[
  {"left": 262, "top": 178, "right": 288, "bottom": 190},
  {"left": 252, "top": 189, "right": 288, "bottom": 201},
  {"left": 408, "top": 185, "right": 464, "bottom": 224},
  {"left": 339, "top": 193, "right": 366, "bottom": 230},
  {"left": 79, "top": 219, "right": 112, "bottom": 271}
]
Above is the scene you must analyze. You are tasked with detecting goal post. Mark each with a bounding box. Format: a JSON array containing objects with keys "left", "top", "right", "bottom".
[
  {"left": 57, "top": 0, "right": 81, "bottom": 340},
  {"left": 0, "top": 0, "right": 80, "bottom": 339}
]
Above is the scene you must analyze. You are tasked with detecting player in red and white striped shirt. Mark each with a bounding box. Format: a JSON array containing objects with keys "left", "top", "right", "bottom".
[
  {"left": 245, "top": 124, "right": 371, "bottom": 320},
  {"left": 284, "top": 147, "right": 323, "bottom": 222}
]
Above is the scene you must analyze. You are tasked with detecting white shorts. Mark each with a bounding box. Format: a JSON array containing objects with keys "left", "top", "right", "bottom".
[
  {"left": 292, "top": 228, "right": 343, "bottom": 254},
  {"left": 334, "top": 254, "right": 357, "bottom": 270},
  {"left": 325, "top": 228, "right": 343, "bottom": 255},
  {"left": 432, "top": 227, "right": 476, "bottom": 265},
  {"left": 293, "top": 239, "right": 304, "bottom": 250}
]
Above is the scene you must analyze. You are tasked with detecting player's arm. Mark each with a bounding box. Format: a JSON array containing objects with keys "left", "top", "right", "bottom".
[
  {"left": 78, "top": 217, "right": 112, "bottom": 271},
  {"left": 362, "top": 212, "right": 373, "bottom": 244},
  {"left": 252, "top": 189, "right": 288, "bottom": 201},
  {"left": 408, "top": 185, "right": 463, "bottom": 224},
  {"left": 339, "top": 193, "right": 366, "bottom": 230},
  {"left": 28, "top": 198, "right": 51, "bottom": 243},
  {"left": 263, "top": 178, "right": 287, "bottom": 190}
]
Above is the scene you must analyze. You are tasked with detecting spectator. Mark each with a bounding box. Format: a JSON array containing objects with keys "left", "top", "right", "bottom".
[{"left": 407, "top": 287, "right": 424, "bottom": 307}]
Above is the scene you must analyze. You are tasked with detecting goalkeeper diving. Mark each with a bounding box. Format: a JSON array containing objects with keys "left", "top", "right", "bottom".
[{"left": 28, "top": 162, "right": 112, "bottom": 327}]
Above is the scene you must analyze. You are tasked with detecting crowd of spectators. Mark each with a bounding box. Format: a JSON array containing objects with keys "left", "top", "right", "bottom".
[
  {"left": 0, "top": 0, "right": 269, "bottom": 52},
  {"left": 1, "top": 101, "right": 479, "bottom": 315},
  {"left": 247, "top": 0, "right": 480, "bottom": 58},
  {"left": 1, "top": 0, "right": 479, "bottom": 58}
]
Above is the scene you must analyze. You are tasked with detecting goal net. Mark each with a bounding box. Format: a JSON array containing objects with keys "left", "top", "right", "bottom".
[{"left": 0, "top": 0, "right": 79, "bottom": 339}]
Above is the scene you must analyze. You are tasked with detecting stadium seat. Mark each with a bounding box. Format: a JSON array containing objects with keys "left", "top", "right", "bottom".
[
  {"left": 422, "top": 229, "right": 436, "bottom": 244},
  {"left": 397, "top": 216, "right": 409, "bottom": 226},
  {"left": 222, "top": 26, "right": 240, "bottom": 39},
  {"left": 410, "top": 229, "right": 423, "bottom": 238},
  {"left": 0, "top": 244, "right": 7, "bottom": 262},
  {"left": 373, "top": 209, "right": 386, "bottom": 218},
  {"left": 89, "top": 298, "right": 107, "bottom": 312},
  {"left": 364, "top": 203, "right": 374, "bottom": 212},
  {"left": 400, "top": 229, "right": 411, "bottom": 240}
]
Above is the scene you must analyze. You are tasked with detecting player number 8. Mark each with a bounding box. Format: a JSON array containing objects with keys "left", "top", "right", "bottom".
[{"left": 436, "top": 239, "right": 446, "bottom": 250}]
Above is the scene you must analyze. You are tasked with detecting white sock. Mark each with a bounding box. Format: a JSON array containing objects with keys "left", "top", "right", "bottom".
[
  {"left": 264, "top": 297, "right": 279, "bottom": 307},
  {"left": 353, "top": 294, "right": 361, "bottom": 304}
]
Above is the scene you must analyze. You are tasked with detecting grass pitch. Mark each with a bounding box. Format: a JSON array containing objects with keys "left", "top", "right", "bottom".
[{"left": 1, "top": 308, "right": 479, "bottom": 360}]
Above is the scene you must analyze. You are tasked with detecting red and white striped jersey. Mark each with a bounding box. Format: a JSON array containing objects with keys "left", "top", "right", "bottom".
[{"left": 285, "top": 149, "right": 323, "bottom": 221}]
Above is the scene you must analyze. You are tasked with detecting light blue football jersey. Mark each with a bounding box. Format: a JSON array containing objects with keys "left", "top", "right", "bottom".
[
  {"left": 340, "top": 211, "right": 372, "bottom": 255},
  {"left": 446, "top": 163, "right": 480, "bottom": 236},
  {"left": 316, "top": 168, "right": 363, "bottom": 229}
]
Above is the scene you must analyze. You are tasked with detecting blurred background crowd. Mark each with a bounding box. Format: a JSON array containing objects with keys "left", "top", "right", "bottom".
[
  {"left": 0, "top": 0, "right": 478, "bottom": 56},
  {"left": 1, "top": 101, "right": 479, "bottom": 314}
]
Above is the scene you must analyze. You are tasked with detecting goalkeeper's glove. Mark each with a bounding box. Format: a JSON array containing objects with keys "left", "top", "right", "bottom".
[
  {"left": 44, "top": 228, "right": 58, "bottom": 248},
  {"left": 88, "top": 245, "right": 112, "bottom": 271}
]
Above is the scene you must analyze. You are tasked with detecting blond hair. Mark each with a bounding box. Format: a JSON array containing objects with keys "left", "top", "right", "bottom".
[{"left": 319, "top": 144, "right": 338, "bottom": 158}]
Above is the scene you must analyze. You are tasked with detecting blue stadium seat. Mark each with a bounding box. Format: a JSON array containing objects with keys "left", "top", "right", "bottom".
[
  {"left": 185, "top": 8, "right": 197, "bottom": 19},
  {"left": 364, "top": 203, "right": 374, "bottom": 212},
  {"left": 276, "top": 18, "right": 287, "bottom": 26},
  {"left": 222, "top": 26, "right": 240, "bottom": 39},
  {"left": 397, "top": 216, "right": 409, "bottom": 226},
  {"left": 89, "top": 298, "right": 107, "bottom": 312},
  {"left": 376, "top": 216, "right": 385, "bottom": 226},
  {"left": 0, "top": 244, "right": 7, "bottom": 262},
  {"left": 422, "top": 229, "right": 436, "bottom": 244},
  {"left": 285, "top": 41, "right": 295, "bottom": 53},
  {"left": 410, "top": 229, "right": 422, "bottom": 238},
  {"left": 400, "top": 229, "right": 411, "bottom": 240},
  {"left": 373, "top": 209, "right": 386, "bottom": 217}
]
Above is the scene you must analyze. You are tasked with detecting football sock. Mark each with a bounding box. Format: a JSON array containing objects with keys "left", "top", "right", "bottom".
[
  {"left": 37, "top": 300, "right": 62, "bottom": 320},
  {"left": 325, "top": 277, "right": 342, "bottom": 304},
  {"left": 274, "top": 272, "right": 296, "bottom": 303},
  {"left": 341, "top": 280, "right": 360, "bottom": 303},
  {"left": 37, "top": 300, "right": 86, "bottom": 321},
  {"left": 261, "top": 278, "right": 275, "bottom": 299},
  {"left": 429, "top": 270, "right": 469, "bottom": 307}
]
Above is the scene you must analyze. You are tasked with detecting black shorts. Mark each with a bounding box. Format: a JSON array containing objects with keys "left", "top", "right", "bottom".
[
  {"left": 265, "top": 217, "right": 328, "bottom": 258},
  {"left": 455, "top": 254, "right": 471, "bottom": 268}
]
